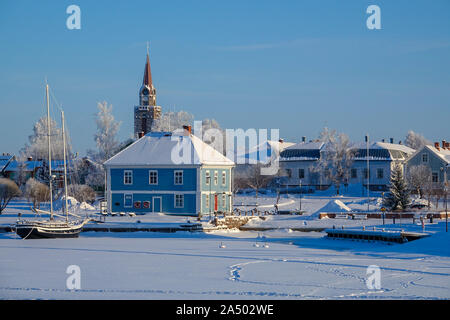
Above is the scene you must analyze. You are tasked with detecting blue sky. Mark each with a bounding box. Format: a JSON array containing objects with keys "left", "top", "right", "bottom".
[{"left": 0, "top": 0, "right": 449, "bottom": 156}]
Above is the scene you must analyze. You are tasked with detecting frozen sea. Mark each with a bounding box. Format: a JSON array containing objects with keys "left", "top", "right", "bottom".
[{"left": 0, "top": 195, "right": 449, "bottom": 300}]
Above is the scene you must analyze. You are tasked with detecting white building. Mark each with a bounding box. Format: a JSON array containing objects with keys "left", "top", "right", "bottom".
[{"left": 279, "top": 140, "right": 415, "bottom": 192}]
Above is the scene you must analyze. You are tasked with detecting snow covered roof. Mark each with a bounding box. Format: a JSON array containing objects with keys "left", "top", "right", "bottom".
[
  {"left": 351, "top": 142, "right": 415, "bottom": 161},
  {"left": 424, "top": 145, "right": 450, "bottom": 164},
  {"left": 104, "top": 132, "right": 235, "bottom": 167},
  {"left": 235, "top": 140, "right": 295, "bottom": 164}
]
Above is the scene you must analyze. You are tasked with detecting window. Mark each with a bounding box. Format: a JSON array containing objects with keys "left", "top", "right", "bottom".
[
  {"left": 351, "top": 168, "right": 357, "bottom": 179},
  {"left": 363, "top": 169, "right": 370, "bottom": 179},
  {"left": 377, "top": 168, "right": 384, "bottom": 179},
  {"left": 205, "top": 194, "right": 210, "bottom": 208},
  {"left": 149, "top": 170, "right": 158, "bottom": 185},
  {"left": 174, "top": 170, "right": 183, "bottom": 185},
  {"left": 432, "top": 172, "right": 439, "bottom": 183},
  {"left": 175, "top": 194, "right": 184, "bottom": 208},
  {"left": 222, "top": 194, "right": 226, "bottom": 208},
  {"left": 286, "top": 169, "right": 292, "bottom": 178},
  {"left": 422, "top": 153, "right": 428, "bottom": 163},
  {"left": 124, "top": 194, "right": 133, "bottom": 208},
  {"left": 298, "top": 169, "right": 305, "bottom": 179},
  {"left": 205, "top": 171, "right": 210, "bottom": 185},
  {"left": 214, "top": 171, "right": 218, "bottom": 185},
  {"left": 222, "top": 171, "right": 226, "bottom": 186},
  {"left": 124, "top": 170, "right": 133, "bottom": 185}
]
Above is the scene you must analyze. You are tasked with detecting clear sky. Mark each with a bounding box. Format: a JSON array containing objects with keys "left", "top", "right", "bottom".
[{"left": 1, "top": 0, "right": 449, "bottom": 156}]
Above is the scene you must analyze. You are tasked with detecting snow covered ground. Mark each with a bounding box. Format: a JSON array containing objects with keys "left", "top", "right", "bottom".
[{"left": 0, "top": 196, "right": 449, "bottom": 300}]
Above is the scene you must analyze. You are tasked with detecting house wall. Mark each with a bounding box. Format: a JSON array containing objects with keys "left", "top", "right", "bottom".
[
  {"left": 108, "top": 167, "right": 198, "bottom": 215},
  {"left": 199, "top": 166, "right": 233, "bottom": 215},
  {"left": 406, "top": 147, "right": 449, "bottom": 184}
]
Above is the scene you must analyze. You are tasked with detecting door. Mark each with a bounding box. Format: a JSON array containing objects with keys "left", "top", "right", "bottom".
[
  {"left": 152, "top": 197, "right": 162, "bottom": 213},
  {"left": 214, "top": 194, "right": 218, "bottom": 212}
]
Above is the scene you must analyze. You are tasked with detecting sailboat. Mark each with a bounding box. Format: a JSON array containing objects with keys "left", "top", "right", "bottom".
[{"left": 14, "top": 84, "right": 90, "bottom": 239}]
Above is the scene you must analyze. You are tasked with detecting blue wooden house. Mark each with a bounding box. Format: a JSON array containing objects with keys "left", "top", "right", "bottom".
[{"left": 104, "top": 129, "right": 235, "bottom": 216}]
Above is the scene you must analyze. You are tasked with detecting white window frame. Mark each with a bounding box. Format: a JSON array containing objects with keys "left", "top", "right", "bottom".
[
  {"left": 174, "top": 170, "right": 183, "bottom": 185},
  {"left": 222, "top": 194, "right": 226, "bottom": 208},
  {"left": 124, "top": 170, "right": 133, "bottom": 185},
  {"left": 205, "top": 170, "right": 210, "bottom": 186},
  {"left": 205, "top": 194, "right": 210, "bottom": 208},
  {"left": 222, "top": 171, "right": 226, "bottom": 186},
  {"left": 124, "top": 194, "right": 133, "bottom": 208},
  {"left": 174, "top": 194, "right": 184, "bottom": 208},
  {"left": 422, "top": 153, "right": 428, "bottom": 163},
  {"left": 149, "top": 170, "right": 158, "bottom": 185},
  {"left": 214, "top": 171, "right": 218, "bottom": 185}
]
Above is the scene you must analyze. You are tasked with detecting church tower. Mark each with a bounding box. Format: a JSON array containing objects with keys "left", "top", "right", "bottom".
[{"left": 134, "top": 49, "right": 162, "bottom": 138}]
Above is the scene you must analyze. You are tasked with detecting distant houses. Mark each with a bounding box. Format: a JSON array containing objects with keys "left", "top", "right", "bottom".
[
  {"left": 104, "top": 127, "right": 235, "bottom": 216},
  {"left": 279, "top": 140, "right": 415, "bottom": 191},
  {"left": 406, "top": 141, "right": 450, "bottom": 189}
]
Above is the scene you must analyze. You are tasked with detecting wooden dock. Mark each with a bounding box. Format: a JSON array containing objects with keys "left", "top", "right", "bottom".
[{"left": 326, "top": 228, "right": 429, "bottom": 243}]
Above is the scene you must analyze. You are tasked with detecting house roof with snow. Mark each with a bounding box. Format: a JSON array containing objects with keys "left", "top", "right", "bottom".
[
  {"left": 236, "top": 140, "right": 295, "bottom": 164},
  {"left": 279, "top": 141, "right": 415, "bottom": 161},
  {"left": 409, "top": 144, "right": 450, "bottom": 165},
  {"left": 104, "top": 131, "right": 235, "bottom": 167},
  {"left": 351, "top": 142, "right": 415, "bottom": 161}
]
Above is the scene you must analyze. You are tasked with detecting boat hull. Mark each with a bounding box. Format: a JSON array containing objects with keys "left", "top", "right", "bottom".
[{"left": 14, "top": 220, "right": 88, "bottom": 239}]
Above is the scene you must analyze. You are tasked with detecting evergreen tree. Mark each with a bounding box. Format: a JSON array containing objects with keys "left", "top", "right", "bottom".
[{"left": 383, "top": 163, "right": 410, "bottom": 211}]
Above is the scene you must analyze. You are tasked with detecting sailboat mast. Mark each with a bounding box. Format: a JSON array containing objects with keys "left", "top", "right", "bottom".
[
  {"left": 61, "top": 110, "right": 69, "bottom": 222},
  {"left": 46, "top": 84, "right": 54, "bottom": 220}
]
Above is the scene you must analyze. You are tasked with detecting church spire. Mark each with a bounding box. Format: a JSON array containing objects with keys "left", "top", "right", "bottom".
[{"left": 143, "top": 48, "right": 153, "bottom": 87}]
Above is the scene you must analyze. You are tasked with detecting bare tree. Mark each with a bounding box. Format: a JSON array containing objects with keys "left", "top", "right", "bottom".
[
  {"left": 407, "top": 165, "right": 432, "bottom": 198},
  {"left": 240, "top": 164, "right": 273, "bottom": 199},
  {"left": 25, "top": 178, "right": 50, "bottom": 209},
  {"left": 0, "top": 178, "right": 21, "bottom": 214}
]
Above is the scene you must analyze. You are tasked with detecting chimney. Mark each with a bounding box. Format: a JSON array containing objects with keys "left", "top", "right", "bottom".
[
  {"left": 446, "top": 142, "right": 450, "bottom": 150},
  {"left": 442, "top": 140, "right": 447, "bottom": 149},
  {"left": 138, "top": 131, "right": 145, "bottom": 138},
  {"left": 27, "top": 156, "right": 33, "bottom": 161},
  {"left": 279, "top": 138, "right": 284, "bottom": 143},
  {"left": 381, "top": 139, "right": 385, "bottom": 143},
  {"left": 183, "top": 125, "right": 192, "bottom": 136},
  {"left": 435, "top": 142, "right": 440, "bottom": 150},
  {"left": 390, "top": 138, "right": 394, "bottom": 144},
  {"left": 302, "top": 136, "right": 306, "bottom": 143},
  {"left": 399, "top": 140, "right": 402, "bottom": 145}
]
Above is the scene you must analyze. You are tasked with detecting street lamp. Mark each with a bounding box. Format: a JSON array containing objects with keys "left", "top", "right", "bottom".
[
  {"left": 441, "top": 166, "right": 448, "bottom": 232},
  {"left": 299, "top": 179, "right": 302, "bottom": 213}
]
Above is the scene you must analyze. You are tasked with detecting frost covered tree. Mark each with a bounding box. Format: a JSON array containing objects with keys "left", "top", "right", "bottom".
[
  {"left": 0, "top": 178, "right": 21, "bottom": 214},
  {"left": 25, "top": 178, "right": 50, "bottom": 209},
  {"left": 151, "top": 111, "right": 194, "bottom": 132},
  {"left": 21, "top": 117, "right": 70, "bottom": 160},
  {"left": 405, "top": 131, "right": 430, "bottom": 150},
  {"left": 67, "top": 184, "right": 96, "bottom": 204},
  {"left": 383, "top": 163, "right": 410, "bottom": 211},
  {"left": 407, "top": 165, "right": 432, "bottom": 198},
  {"left": 91, "top": 101, "right": 121, "bottom": 163},
  {"left": 315, "top": 127, "right": 355, "bottom": 195}
]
